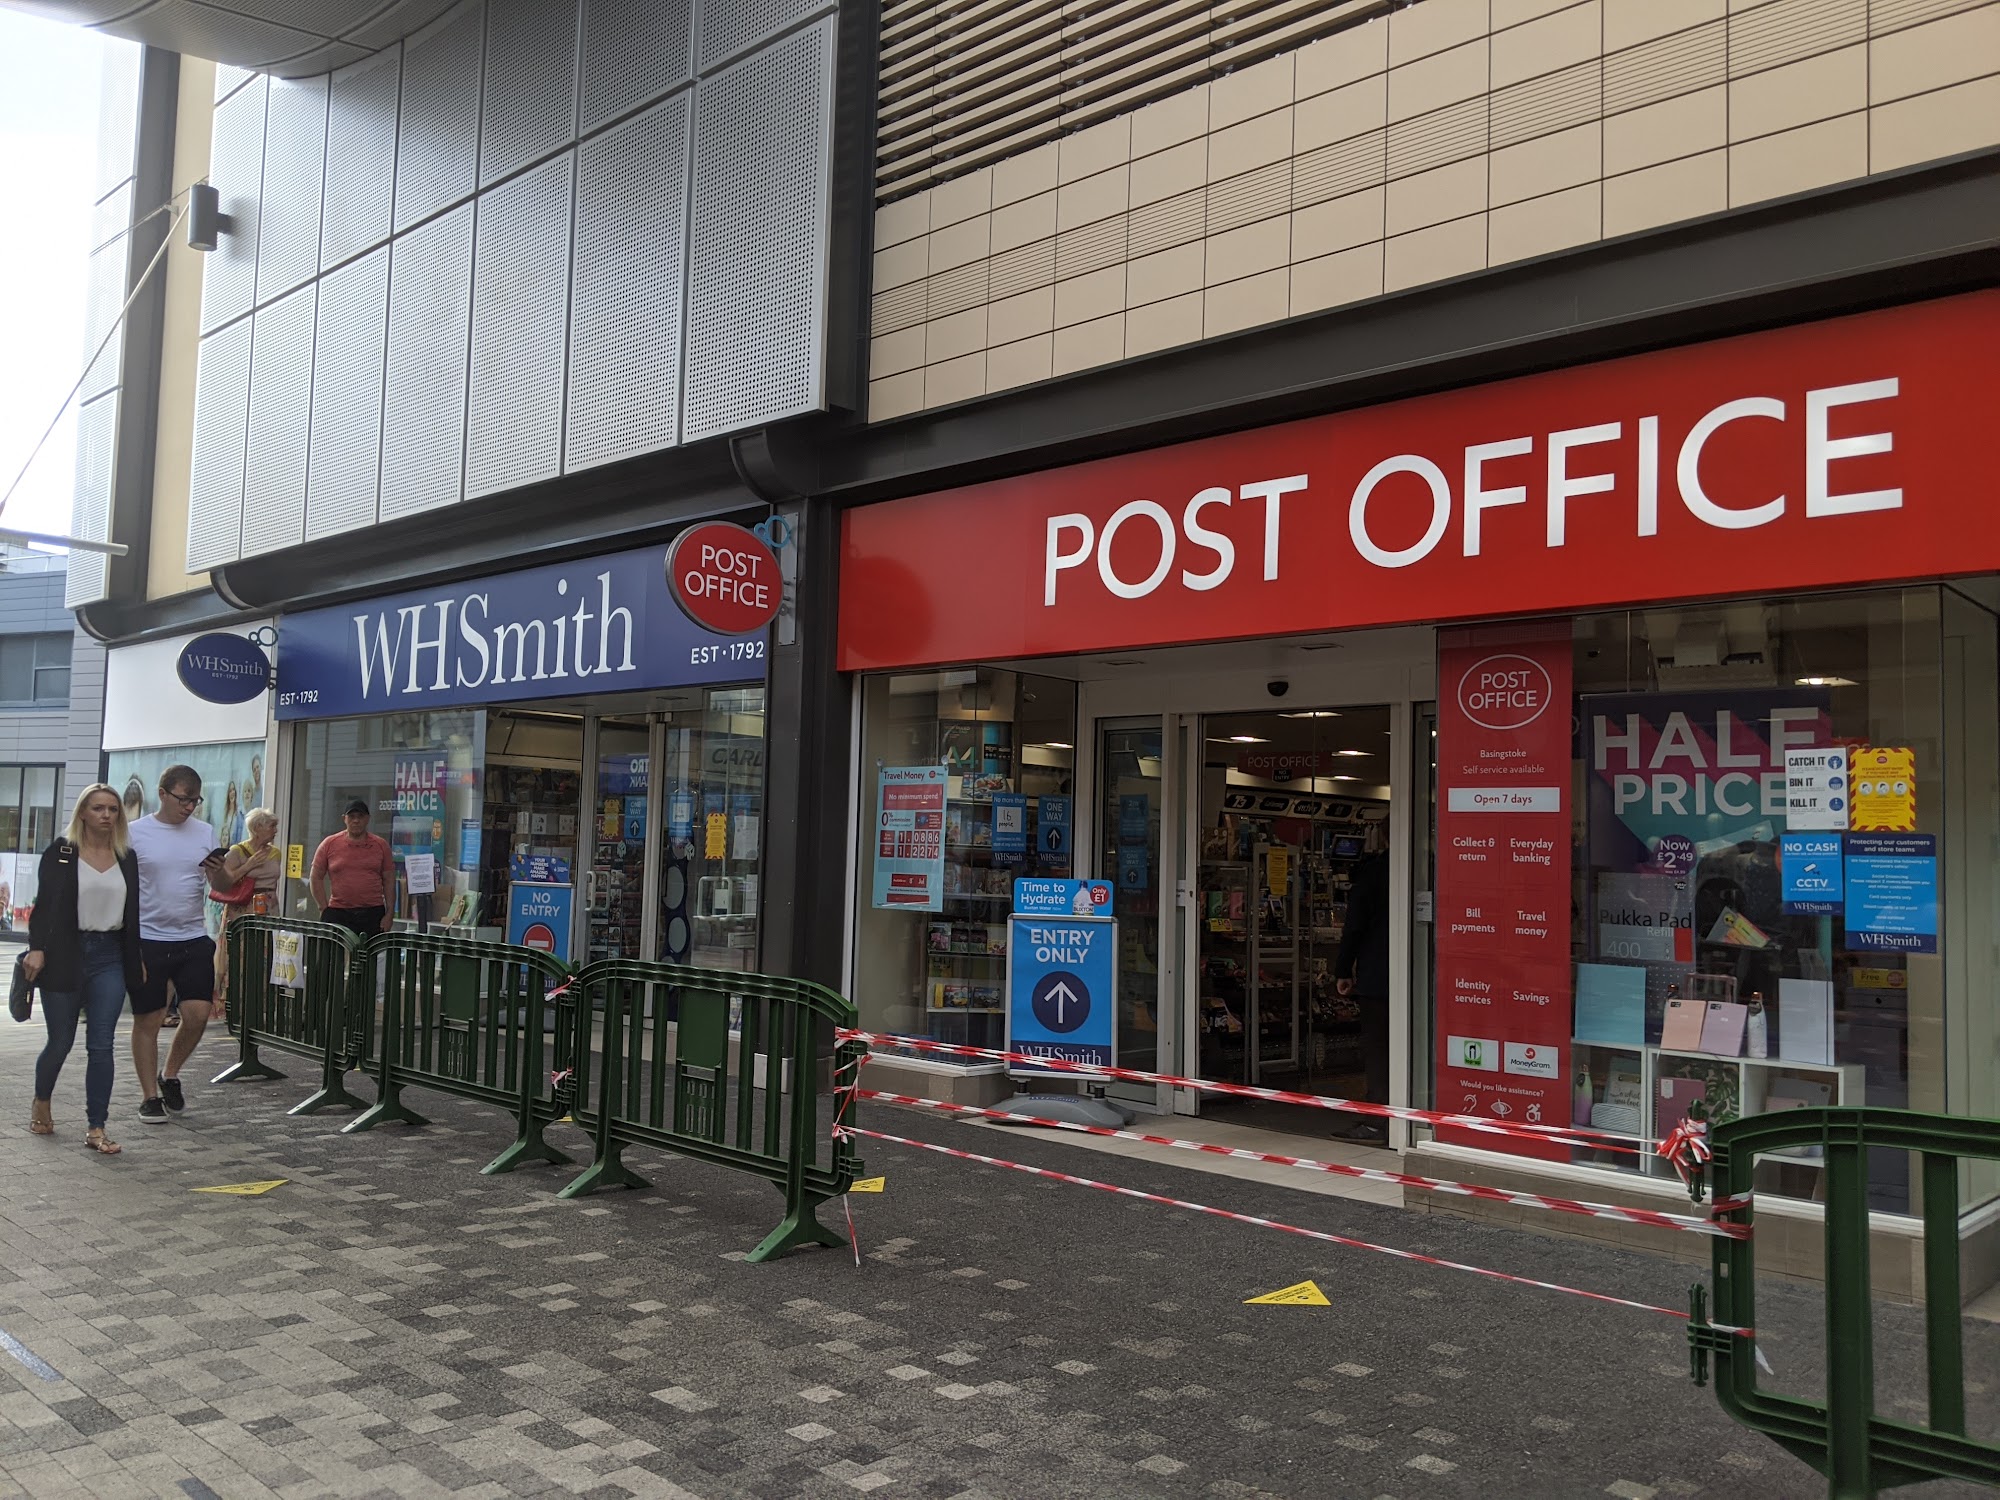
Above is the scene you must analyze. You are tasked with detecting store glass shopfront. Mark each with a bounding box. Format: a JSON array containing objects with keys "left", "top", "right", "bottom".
[
  {"left": 836, "top": 291, "right": 2000, "bottom": 1223},
  {"left": 274, "top": 539, "right": 774, "bottom": 967}
]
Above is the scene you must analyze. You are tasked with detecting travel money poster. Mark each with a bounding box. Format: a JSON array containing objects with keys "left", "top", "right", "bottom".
[
  {"left": 872, "top": 765, "right": 948, "bottom": 911},
  {"left": 1434, "top": 623, "right": 1573, "bottom": 1160}
]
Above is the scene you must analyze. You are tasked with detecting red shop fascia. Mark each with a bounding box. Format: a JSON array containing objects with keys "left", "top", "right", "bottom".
[{"left": 836, "top": 291, "right": 2000, "bottom": 1151}]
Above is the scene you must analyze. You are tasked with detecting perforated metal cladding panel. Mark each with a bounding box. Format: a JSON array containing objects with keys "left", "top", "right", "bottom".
[
  {"left": 393, "top": 1, "right": 483, "bottom": 234},
  {"left": 479, "top": 0, "right": 577, "bottom": 186},
  {"left": 566, "top": 93, "right": 686, "bottom": 473},
  {"left": 322, "top": 49, "right": 400, "bottom": 270},
  {"left": 201, "top": 76, "right": 266, "bottom": 336},
  {"left": 94, "top": 46, "right": 138, "bottom": 197},
  {"left": 214, "top": 63, "right": 256, "bottom": 103},
  {"left": 379, "top": 203, "right": 472, "bottom": 521},
  {"left": 465, "top": 154, "right": 572, "bottom": 499},
  {"left": 239, "top": 285, "right": 316, "bottom": 558},
  {"left": 256, "top": 75, "right": 328, "bottom": 303},
  {"left": 682, "top": 19, "right": 830, "bottom": 444},
  {"left": 79, "top": 234, "right": 130, "bottom": 405},
  {"left": 187, "top": 321, "right": 254, "bottom": 572},
  {"left": 65, "top": 394, "right": 117, "bottom": 607},
  {"left": 579, "top": 0, "right": 691, "bottom": 133},
  {"left": 696, "top": 0, "right": 827, "bottom": 73},
  {"left": 306, "top": 246, "right": 388, "bottom": 540}
]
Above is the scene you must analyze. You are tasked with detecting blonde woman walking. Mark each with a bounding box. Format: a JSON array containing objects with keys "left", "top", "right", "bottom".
[{"left": 23, "top": 785, "right": 145, "bottom": 1154}]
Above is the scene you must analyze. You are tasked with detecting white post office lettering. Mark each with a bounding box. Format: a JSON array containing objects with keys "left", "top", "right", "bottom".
[
  {"left": 1039, "top": 383, "right": 1902, "bottom": 607},
  {"left": 1043, "top": 475, "right": 1306, "bottom": 605}
]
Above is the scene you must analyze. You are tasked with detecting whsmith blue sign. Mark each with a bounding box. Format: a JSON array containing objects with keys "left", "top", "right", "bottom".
[
  {"left": 176, "top": 632, "right": 271, "bottom": 705},
  {"left": 274, "top": 543, "right": 766, "bottom": 720},
  {"left": 1007, "top": 913, "right": 1116, "bottom": 1074}
]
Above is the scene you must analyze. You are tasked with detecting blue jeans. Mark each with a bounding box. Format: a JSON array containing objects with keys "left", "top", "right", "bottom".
[{"left": 36, "top": 933, "right": 128, "bottom": 1129}]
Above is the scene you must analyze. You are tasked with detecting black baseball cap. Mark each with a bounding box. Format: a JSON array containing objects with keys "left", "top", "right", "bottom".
[{"left": 344, "top": 799, "right": 371, "bottom": 816}]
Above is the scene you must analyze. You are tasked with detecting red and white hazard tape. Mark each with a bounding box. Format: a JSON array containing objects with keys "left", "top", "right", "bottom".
[
  {"left": 836, "top": 1029, "right": 1645, "bottom": 1156},
  {"left": 850, "top": 1088, "right": 1749, "bottom": 1240},
  {"left": 836, "top": 1122, "right": 1755, "bottom": 1338}
]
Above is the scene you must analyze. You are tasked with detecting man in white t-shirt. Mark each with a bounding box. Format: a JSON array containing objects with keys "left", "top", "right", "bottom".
[{"left": 126, "top": 765, "right": 228, "bottom": 1124}]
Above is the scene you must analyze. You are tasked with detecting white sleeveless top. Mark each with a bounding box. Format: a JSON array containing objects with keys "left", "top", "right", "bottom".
[{"left": 76, "top": 859, "right": 127, "bottom": 932}]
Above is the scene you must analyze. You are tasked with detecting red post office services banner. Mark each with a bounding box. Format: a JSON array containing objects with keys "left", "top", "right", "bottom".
[
  {"left": 1434, "top": 622, "right": 1573, "bottom": 1161},
  {"left": 838, "top": 292, "right": 2000, "bottom": 671}
]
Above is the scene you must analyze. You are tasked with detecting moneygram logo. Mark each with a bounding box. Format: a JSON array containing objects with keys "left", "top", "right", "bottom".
[{"left": 1456, "top": 653, "right": 1552, "bottom": 732}]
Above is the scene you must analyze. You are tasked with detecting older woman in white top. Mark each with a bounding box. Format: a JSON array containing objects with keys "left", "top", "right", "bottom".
[{"left": 24, "top": 785, "right": 146, "bottom": 1154}]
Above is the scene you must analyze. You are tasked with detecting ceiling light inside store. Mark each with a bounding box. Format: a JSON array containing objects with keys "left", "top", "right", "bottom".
[
  {"left": 1042, "top": 742, "right": 1073, "bottom": 750},
  {"left": 1227, "top": 735, "right": 1267, "bottom": 743},
  {"left": 1332, "top": 774, "right": 1363, "bottom": 781},
  {"left": 1796, "top": 676, "right": 1856, "bottom": 687},
  {"left": 1334, "top": 749, "right": 1371, "bottom": 757},
  {"left": 1280, "top": 710, "right": 1340, "bottom": 718}
]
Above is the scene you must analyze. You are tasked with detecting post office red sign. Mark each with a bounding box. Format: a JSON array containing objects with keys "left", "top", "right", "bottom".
[
  {"left": 667, "top": 522, "right": 780, "bottom": 635},
  {"left": 837, "top": 293, "right": 2000, "bottom": 671}
]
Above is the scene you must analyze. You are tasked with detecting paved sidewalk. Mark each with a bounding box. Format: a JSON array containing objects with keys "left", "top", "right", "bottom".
[{"left": 0, "top": 1020, "right": 1992, "bottom": 1500}]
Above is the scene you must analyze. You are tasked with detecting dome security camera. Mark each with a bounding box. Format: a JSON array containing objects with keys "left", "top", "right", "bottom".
[{"left": 1267, "top": 679, "right": 1290, "bottom": 698}]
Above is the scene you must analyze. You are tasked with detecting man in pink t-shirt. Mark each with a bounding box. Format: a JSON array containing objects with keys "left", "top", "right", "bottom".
[{"left": 309, "top": 800, "right": 396, "bottom": 937}]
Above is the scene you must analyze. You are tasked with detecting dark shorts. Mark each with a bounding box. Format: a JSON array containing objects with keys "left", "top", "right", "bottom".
[
  {"left": 324, "top": 906, "right": 386, "bottom": 939},
  {"left": 135, "top": 936, "right": 216, "bottom": 1015}
]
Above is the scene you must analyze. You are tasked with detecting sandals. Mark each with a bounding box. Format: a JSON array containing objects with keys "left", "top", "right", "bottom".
[
  {"left": 28, "top": 1100, "right": 53, "bottom": 1135},
  {"left": 162, "top": 1012, "right": 181, "bottom": 1029},
  {"left": 83, "top": 1129, "right": 121, "bottom": 1156}
]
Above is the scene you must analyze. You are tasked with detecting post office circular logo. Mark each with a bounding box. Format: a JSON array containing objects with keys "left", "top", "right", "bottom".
[
  {"left": 665, "top": 521, "right": 780, "bottom": 635},
  {"left": 1457, "top": 653, "right": 1552, "bottom": 731}
]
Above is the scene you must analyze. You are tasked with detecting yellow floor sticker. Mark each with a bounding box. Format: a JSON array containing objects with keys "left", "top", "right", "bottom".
[
  {"left": 1244, "top": 1279, "right": 1330, "bottom": 1306},
  {"left": 848, "top": 1177, "right": 886, "bottom": 1193},
  {"left": 191, "top": 1179, "right": 288, "bottom": 1196}
]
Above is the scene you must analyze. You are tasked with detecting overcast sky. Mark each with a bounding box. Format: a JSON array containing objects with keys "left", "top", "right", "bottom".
[{"left": 0, "top": 11, "right": 124, "bottom": 543}]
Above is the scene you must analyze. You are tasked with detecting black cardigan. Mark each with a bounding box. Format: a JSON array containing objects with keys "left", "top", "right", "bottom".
[{"left": 25, "top": 840, "right": 145, "bottom": 995}]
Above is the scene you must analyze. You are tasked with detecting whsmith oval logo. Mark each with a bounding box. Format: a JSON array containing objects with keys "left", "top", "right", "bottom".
[{"left": 176, "top": 633, "right": 270, "bottom": 705}]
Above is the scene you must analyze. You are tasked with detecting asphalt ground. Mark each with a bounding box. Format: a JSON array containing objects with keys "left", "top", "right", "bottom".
[{"left": 0, "top": 1017, "right": 1993, "bottom": 1499}]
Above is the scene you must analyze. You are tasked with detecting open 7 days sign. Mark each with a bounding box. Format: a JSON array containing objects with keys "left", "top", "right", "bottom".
[{"left": 838, "top": 292, "right": 2000, "bottom": 670}]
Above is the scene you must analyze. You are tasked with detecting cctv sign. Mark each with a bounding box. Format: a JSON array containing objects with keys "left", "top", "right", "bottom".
[{"left": 838, "top": 293, "right": 2000, "bottom": 670}]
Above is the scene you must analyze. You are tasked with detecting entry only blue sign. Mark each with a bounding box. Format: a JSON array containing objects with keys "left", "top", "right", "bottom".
[{"left": 1007, "top": 913, "right": 1116, "bottom": 1075}]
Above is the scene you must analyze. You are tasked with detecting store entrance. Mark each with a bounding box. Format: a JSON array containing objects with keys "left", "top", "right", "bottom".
[
  {"left": 469, "top": 687, "right": 767, "bottom": 966},
  {"left": 1192, "top": 706, "right": 1393, "bottom": 1142}
]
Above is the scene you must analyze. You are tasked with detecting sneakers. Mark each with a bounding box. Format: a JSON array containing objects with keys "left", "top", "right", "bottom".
[
  {"left": 138, "top": 1097, "right": 166, "bottom": 1125},
  {"left": 158, "top": 1076, "right": 186, "bottom": 1115}
]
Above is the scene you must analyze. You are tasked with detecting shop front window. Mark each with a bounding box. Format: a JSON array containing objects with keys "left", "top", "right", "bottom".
[
  {"left": 0, "top": 763, "right": 60, "bottom": 929},
  {"left": 657, "top": 687, "right": 766, "bottom": 970},
  {"left": 1563, "top": 589, "right": 1990, "bottom": 1215},
  {"left": 286, "top": 712, "right": 488, "bottom": 927},
  {"left": 854, "top": 669, "right": 1078, "bottom": 1052}
]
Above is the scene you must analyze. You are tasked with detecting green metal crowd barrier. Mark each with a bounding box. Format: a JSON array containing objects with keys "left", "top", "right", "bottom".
[
  {"left": 210, "top": 920, "right": 862, "bottom": 1259},
  {"left": 212, "top": 916, "right": 367, "bottom": 1113},
  {"left": 1689, "top": 1105, "right": 2000, "bottom": 1498},
  {"left": 556, "top": 959, "right": 866, "bottom": 1261},
  {"left": 340, "top": 931, "right": 578, "bottom": 1180}
]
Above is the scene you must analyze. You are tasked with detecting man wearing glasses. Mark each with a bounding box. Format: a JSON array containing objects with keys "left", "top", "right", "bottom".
[{"left": 127, "top": 765, "right": 228, "bottom": 1123}]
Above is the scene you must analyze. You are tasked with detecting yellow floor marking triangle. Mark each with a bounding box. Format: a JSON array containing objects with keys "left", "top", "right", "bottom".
[
  {"left": 1244, "top": 1279, "right": 1330, "bottom": 1306},
  {"left": 848, "top": 1176, "right": 886, "bottom": 1193},
  {"left": 191, "top": 1179, "right": 288, "bottom": 1196}
]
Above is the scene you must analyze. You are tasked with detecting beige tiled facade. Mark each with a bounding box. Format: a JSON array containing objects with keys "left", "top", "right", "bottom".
[{"left": 870, "top": 0, "right": 2000, "bottom": 420}]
